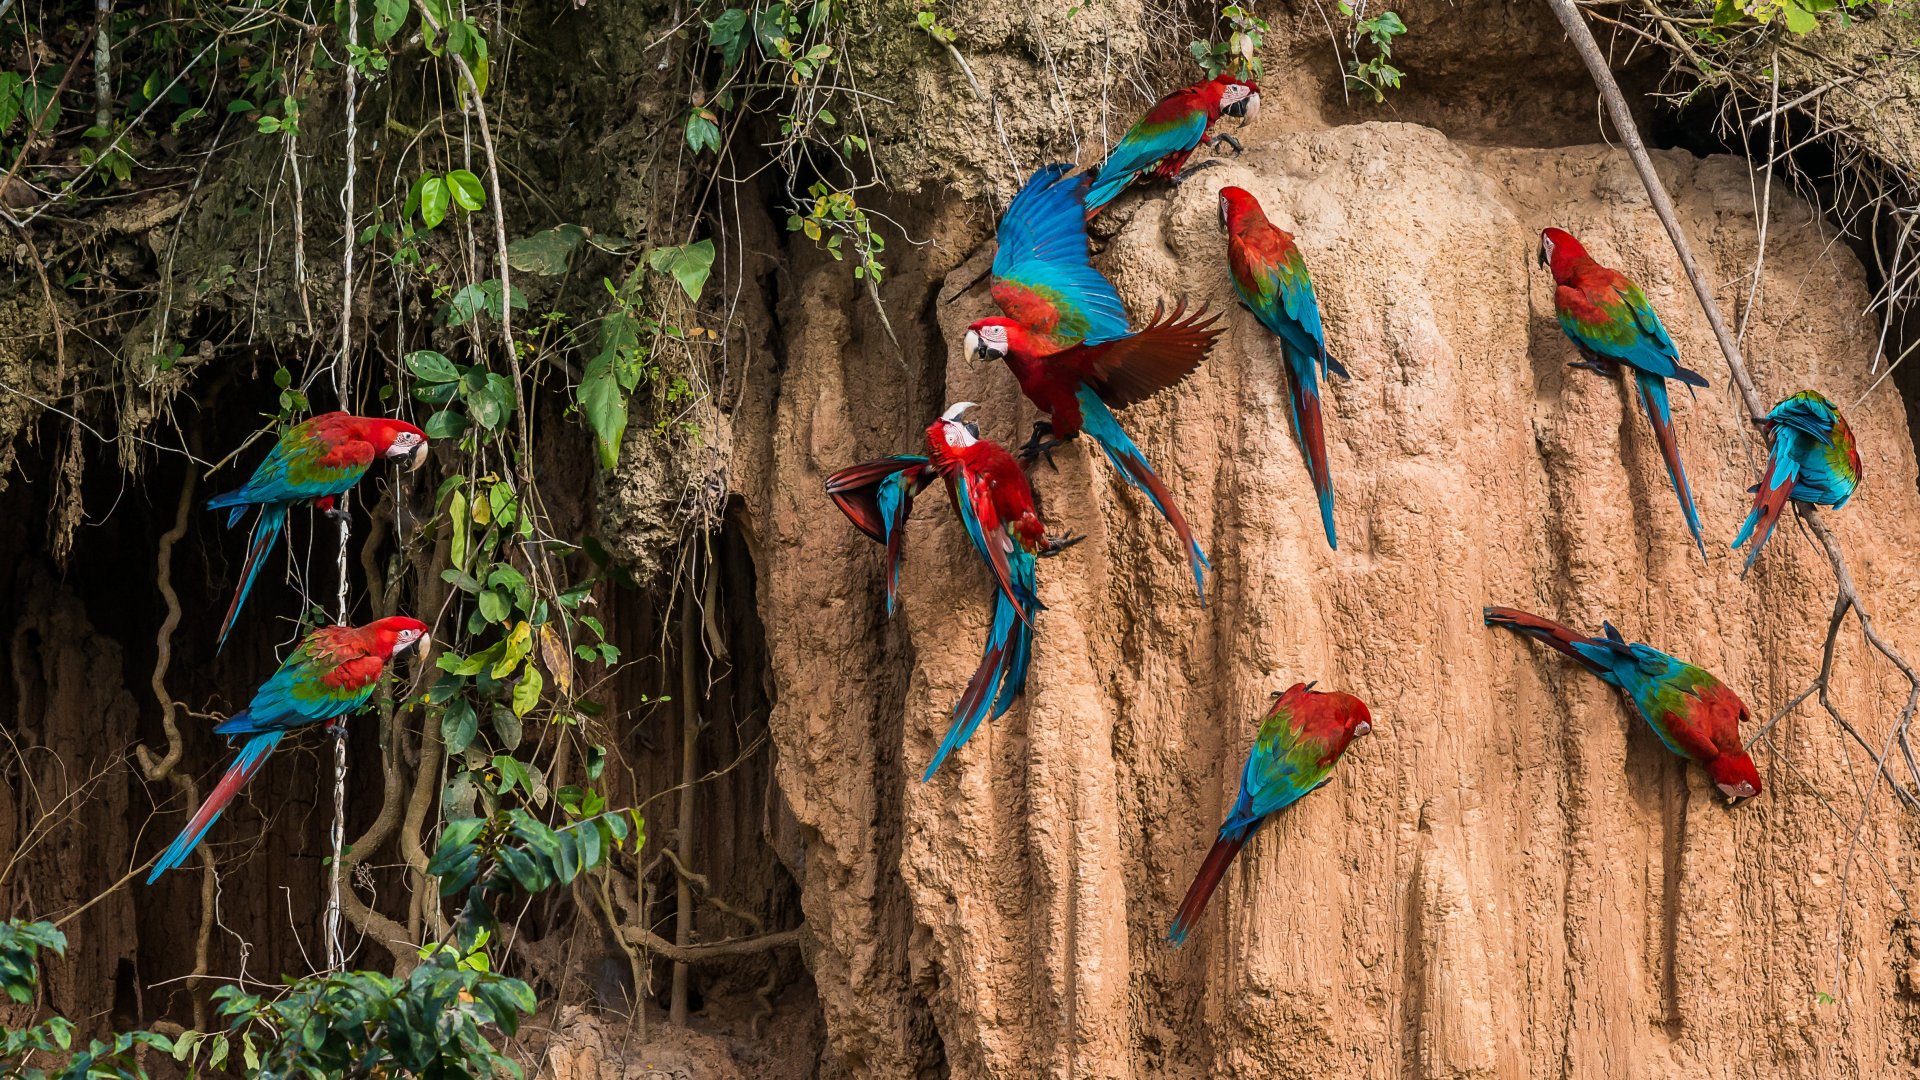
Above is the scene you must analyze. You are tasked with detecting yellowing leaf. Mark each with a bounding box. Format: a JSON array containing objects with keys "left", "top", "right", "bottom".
[
  {"left": 449, "top": 488, "right": 469, "bottom": 570},
  {"left": 538, "top": 624, "right": 575, "bottom": 696},
  {"left": 512, "top": 665, "right": 544, "bottom": 718}
]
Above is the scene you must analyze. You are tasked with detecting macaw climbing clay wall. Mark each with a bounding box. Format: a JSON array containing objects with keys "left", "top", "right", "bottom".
[{"left": 735, "top": 118, "right": 1920, "bottom": 1076}]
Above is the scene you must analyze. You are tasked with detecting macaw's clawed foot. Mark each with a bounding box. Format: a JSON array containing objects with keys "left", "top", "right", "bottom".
[
  {"left": 1171, "top": 159, "right": 1226, "bottom": 185},
  {"left": 325, "top": 719, "right": 348, "bottom": 740},
  {"left": 1018, "top": 422, "right": 1063, "bottom": 470},
  {"left": 1209, "top": 133, "right": 1245, "bottom": 155},
  {"left": 1567, "top": 358, "right": 1613, "bottom": 378},
  {"left": 314, "top": 495, "right": 349, "bottom": 522},
  {"left": 1040, "top": 531, "right": 1086, "bottom": 558}
]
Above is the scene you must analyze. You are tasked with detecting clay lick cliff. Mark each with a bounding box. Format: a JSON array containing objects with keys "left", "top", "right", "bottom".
[
  {"left": 3, "top": 0, "right": 1920, "bottom": 1077},
  {"left": 744, "top": 11, "right": 1920, "bottom": 1080}
]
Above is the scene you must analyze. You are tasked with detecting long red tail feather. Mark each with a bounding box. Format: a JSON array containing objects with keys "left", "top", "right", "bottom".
[
  {"left": 1482, "top": 607, "right": 1611, "bottom": 678},
  {"left": 1633, "top": 373, "right": 1708, "bottom": 560},
  {"left": 1168, "top": 835, "right": 1247, "bottom": 945}
]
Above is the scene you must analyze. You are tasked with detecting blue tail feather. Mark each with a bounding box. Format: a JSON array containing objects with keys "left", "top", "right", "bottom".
[
  {"left": 1633, "top": 372, "right": 1708, "bottom": 561},
  {"left": 923, "top": 553, "right": 1038, "bottom": 781},
  {"left": 1075, "top": 387, "right": 1210, "bottom": 600},
  {"left": 216, "top": 504, "right": 288, "bottom": 653},
  {"left": 146, "top": 731, "right": 283, "bottom": 882}
]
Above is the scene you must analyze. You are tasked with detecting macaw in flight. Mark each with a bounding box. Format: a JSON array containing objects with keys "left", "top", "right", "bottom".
[
  {"left": 147, "top": 616, "right": 430, "bottom": 881},
  {"left": 1168, "top": 682, "right": 1371, "bottom": 945},
  {"left": 1539, "top": 227, "right": 1710, "bottom": 560},
  {"left": 965, "top": 163, "right": 1221, "bottom": 600},
  {"left": 826, "top": 403, "right": 1079, "bottom": 779},
  {"left": 1731, "top": 390, "right": 1861, "bottom": 576},
  {"left": 1484, "top": 606, "right": 1761, "bottom": 802},
  {"left": 1084, "top": 73, "right": 1260, "bottom": 218},
  {"left": 209, "top": 412, "right": 429, "bottom": 650},
  {"left": 1219, "top": 185, "right": 1348, "bottom": 549}
]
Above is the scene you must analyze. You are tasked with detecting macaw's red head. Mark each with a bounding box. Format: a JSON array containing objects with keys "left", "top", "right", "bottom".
[
  {"left": 964, "top": 317, "right": 1023, "bottom": 363},
  {"left": 1708, "top": 749, "right": 1762, "bottom": 803},
  {"left": 1537, "top": 227, "right": 1592, "bottom": 282},
  {"left": 1272, "top": 682, "right": 1373, "bottom": 756},
  {"left": 925, "top": 401, "right": 982, "bottom": 466},
  {"left": 1217, "top": 185, "right": 1266, "bottom": 232},
  {"left": 359, "top": 416, "right": 431, "bottom": 472},
  {"left": 1213, "top": 75, "right": 1260, "bottom": 120},
  {"left": 364, "top": 616, "right": 431, "bottom": 660}
]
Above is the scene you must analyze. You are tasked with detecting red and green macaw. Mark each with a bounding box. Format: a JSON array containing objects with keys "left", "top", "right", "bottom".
[
  {"left": 1485, "top": 607, "right": 1761, "bottom": 802},
  {"left": 1540, "top": 228, "right": 1710, "bottom": 560},
  {"left": 1732, "top": 390, "right": 1861, "bottom": 575},
  {"left": 825, "top": 404, "right": 1079, "bottom": 780},
  {"left": 1220, "top": 186, "right": 1347, "bottom": 549},
  {"left": 1168, "top": 682, "right": 1371, "bottom": 945},
  {"left": 210, "top": 412, "right": 429, "bottom": 650},
  {"left": 965, "top": 163, "right": 1221, "bottom": 600},
  {"left": 147, "top": 616, "right": 430, "bottom": 881},
  {"left": 1084, "top": 74, "right": 1260, "bottom": 218}
]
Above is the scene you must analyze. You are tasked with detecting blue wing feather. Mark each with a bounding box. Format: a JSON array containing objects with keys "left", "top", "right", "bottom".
[
  {"left": 1084, "top": 111, "right": 1208, "bottom": 215},
  {"left": 993, "top": 165, "right": 1131, "bottom": 346}
]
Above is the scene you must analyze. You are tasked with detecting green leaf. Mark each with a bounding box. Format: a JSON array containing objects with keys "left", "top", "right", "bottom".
[
  {"left": 578, "top": 312, "right": 643, "bottom": 469},
  {"left": 506, "top": 224, "right": 588, "bottom": 275},
  {"left": 373, "top": 0, "right": 408, "bottom": 41},
  {"left": 463, "top": 372, "right": 516, "bottom": 431},
  {"left": 646, "top": 239, "right": 716, "bottom": 301},
  {"left": 708, "top": 7, "right": 750, "bottom": 67},
  {"left": 492, "top": 704, "right": 523, "bottom": 750},
  {"left": 492, "top": 754, "right": 534, "bottom": 796},
  {"left": 447, "top": 168, "right": 486, "bottom": 211},
  {"left": 512, "top": 665, "right": 543, "bottom": 718},
  {"left": 441, "top": 817, "right": 488, "bottom": 848},
  {"left": 449, "top": 488, "right": 470, "bottom": 569},
  {"left": 424, "top": 409, "right": 469, "bottom": 440},
  {"left": 446, "top": 279, "right": 527, "bottom": 327},
  {"left": 442, "top": 698, "right": 479, "bottom": 754},
  {"left": 685, "top": 108, "right": 722, "bottom": 155},
  {"left": 1779, "top": 0, "right": 1818, "bottom": 32},
  {"left": 0, "top": 73, "right": 23, "bottom": 137},
  {"left": 420, "top": 176, "right": 451, "bottom": 229},
  {"left": 478, "top": 588, "right": 510, "bottom": 624},
  {"left": 407, "top": 349, "right": 461, "bottom": 383}
]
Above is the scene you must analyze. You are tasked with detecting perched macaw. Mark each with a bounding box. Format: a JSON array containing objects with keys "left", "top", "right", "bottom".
[
  {"left": 147, "top": 616, "right": 431, "bottom": 881},
  {"left": 1168, "top": 682, "right": 1371, "bottom": 945},
  {"left": 965, "top": 163, "right": 1222, "bottom": 600},
  {"left": 1539, "top": 228, "right": 1710, "bottom": 560},
  {"left": 1731, "top": 390, "right": 1861, "bottom": 575},
  {"left": 1484, "top": 606, "right": 1760, "bottom": 802},
  {"left": 209, "top": 413, "right": 430, "bottom": 650},
  {"left": 825, "top": 404, "right": 1078, "bottom": 780},
  {"left": 1220, "top": 186, "right": 1348, "bottom": 549},
  {"left": 1084, "top": 74, "right": 1260, "bottom": 218}
]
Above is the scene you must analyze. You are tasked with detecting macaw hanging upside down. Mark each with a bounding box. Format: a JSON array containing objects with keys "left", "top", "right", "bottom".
[
  {"left": 826, "top": 403, "right": 1080, "bottom": 780},
  {"left": 1731, "top": 390, "right": 1861, "bottom": 576},
  {"left": 1484, "top": 606, "right": 1760, "bottom": 802}
]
